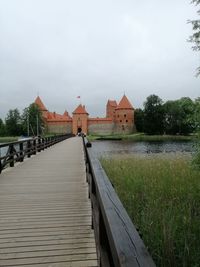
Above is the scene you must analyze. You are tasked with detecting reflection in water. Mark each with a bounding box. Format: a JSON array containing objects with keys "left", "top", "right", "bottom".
[{"left": 91, "top": 140, "right": 195, "bottom": 158}]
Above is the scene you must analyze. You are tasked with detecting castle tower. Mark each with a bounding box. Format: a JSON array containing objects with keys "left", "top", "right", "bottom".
[
  {"left": 106, "top": 100, "right": 117, "bottom": 121},
  {"left": 115, "top": 95, "right": 135, "bottom": 134},
  {"left": 72, "top": 104, "right": 89, "bottom": 135},
  {"left": 34, "top": 96, "right": 48, "bottom": 120}
]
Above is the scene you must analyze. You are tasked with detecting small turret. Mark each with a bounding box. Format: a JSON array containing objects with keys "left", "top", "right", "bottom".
[
  {"left": 115, "top": 95, "right": 135, "bottom": 134},
  {"left": 106, "top": 100, "right": 117, "bottom": 120},
  {"left": 34, "top": 96, "right": 48, "bottom": 120}
]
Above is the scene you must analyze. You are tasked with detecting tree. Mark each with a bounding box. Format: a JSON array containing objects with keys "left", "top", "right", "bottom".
[
  {"left": 143, "top": 95, "right": 164, "bottom": 134},
  {"left": 178, "top": 97, "right": 196, "bottom": 134},
  {"left": 164, "top": 98, "right": 195, "bottom": 135},
  {"left": 5, "top": 109, "right": 22, "bottom": 136},
  {"left": 21, "top": 103, "right": 44, "bottom": 136},
  {"left": 0, "top": 118, "right": 6, "bottom": 136},
  {"left": 163, "top": 100, "right": 183, "bottom": 134},
  {"left": 135, "top": 108, "right": 145, "bottom": 132},
  {"left": 193, "top": 97, "right": 200, "bottom": 131},
  {"left": 189, "top": 0, "right": 200, "bottom": 75}
]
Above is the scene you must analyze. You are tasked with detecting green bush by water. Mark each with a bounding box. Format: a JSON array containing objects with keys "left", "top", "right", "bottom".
[{"left": 101, "top": 155, "right": 200, "bottom": 267}]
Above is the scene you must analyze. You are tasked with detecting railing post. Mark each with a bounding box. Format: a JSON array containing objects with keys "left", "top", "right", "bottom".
[
  {"left": 42, "top": 138, "right": 45, "bottom": 150},
  {"left": 20, "top": 143, "right": 24, "bottom": 162},
  {"left": 33, "top": 139, "right": 36, "bottom": 155},
  {"left": 48, "top": 137, "right": 50, "bottom": 147},
  {"left": 0, "top": 157, "right": 2, "bottom": 174},
  {"left": 27, "top": 140, "right": 31, "bottom": 158},
  {"left": 9, "top": 144, "right": 14, "bottom": 167},
  {"left": 38, "top": 137, "right": 41, "bottom": 152}
]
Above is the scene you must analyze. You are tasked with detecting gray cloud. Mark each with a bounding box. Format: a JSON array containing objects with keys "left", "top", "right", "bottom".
[{"left": 0, "top": 0, "right": 199, "bottom": 119}]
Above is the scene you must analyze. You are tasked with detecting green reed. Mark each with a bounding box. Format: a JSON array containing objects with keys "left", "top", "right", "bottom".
[{"left": 101, "top": 155, "right": 200, "bottom": 267}]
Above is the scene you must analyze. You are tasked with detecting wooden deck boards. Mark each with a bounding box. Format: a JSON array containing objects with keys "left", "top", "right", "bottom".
[{"left": 0, "top": 137, "right": 97, "bottom": 267}]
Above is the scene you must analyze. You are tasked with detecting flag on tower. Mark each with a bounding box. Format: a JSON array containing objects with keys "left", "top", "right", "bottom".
[{"left": 77, "top": 96, "right": 80, "bottom": 99}]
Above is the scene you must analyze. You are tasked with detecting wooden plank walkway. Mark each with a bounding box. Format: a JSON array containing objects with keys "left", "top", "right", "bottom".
[{"left": 0, "top": 137, "right": 97, "bottom": 267}]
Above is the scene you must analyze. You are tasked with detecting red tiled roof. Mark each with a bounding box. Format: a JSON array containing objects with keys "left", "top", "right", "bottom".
[
  {"left": 34, "top": 96, "right": 48, "bottom": 111},
  {"left": 73, "top": 104, "right": 88, "bottom": 114},
  {"left": 46, "top": 111, "right": 72, "bottom": 122},
  {"left": 116, "top": 95, "right": 134, "bottom": 110},
  {"left": 107, "top": 100, "right": 117, "bottom": 107}
]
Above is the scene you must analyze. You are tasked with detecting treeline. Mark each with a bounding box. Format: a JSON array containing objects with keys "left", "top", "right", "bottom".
[
  {"left": 135, "top": 95, "right": 200, "bottom": 135},
  {"left": 0, "top": 103, "right": 44, "bottom": 136}
]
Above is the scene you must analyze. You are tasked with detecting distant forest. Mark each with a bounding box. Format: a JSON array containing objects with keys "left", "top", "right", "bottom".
[{"left": 0, "top": 95, "right": 200, "bottom": 136}]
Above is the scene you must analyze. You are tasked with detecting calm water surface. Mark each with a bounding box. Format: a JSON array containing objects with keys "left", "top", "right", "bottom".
[
  {"left": 0, "top": 140, "right": 195, "bottom": 158},
  {"left": 91, "top": 140, "right": 195, "bottom": 158}
]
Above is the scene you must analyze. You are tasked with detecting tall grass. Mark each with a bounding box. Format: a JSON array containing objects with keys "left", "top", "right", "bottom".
[{"left": 101, "top": 155, "right": 200, "bottom": 267}]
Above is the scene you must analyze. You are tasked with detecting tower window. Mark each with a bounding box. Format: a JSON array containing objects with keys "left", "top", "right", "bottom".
[
  {"left": 120, "top": 120, "right": 122, "bottom": 123},
  {"left": 126, "top": 120, "right": 128, "bottom": 123},
  {"left": 124, "top": 114, "right": 126, "bottom": 118}
]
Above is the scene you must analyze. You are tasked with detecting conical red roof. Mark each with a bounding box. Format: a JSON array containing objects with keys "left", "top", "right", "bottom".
[
  {"left": 73, "top": 104, "right": 88, "bottom": 114},
  {"left": 34, "top": 96, "right": 47, "bottom": 111},
  {"left": 116, "top": 95, "right": 134, "bottom": 110},
  {"left": 107, "top": 100, "right": 117, "bottom": 107}
]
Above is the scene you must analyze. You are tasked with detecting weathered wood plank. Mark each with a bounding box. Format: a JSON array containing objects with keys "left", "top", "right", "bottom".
[
  {"left": 0, "top": 253, "right": 97, "bottom": 265},
  {"left": 16, "top": 260, "right": 98, "bottom": 267},
  {"left": 0, "top": 242, "right": 96, "bottom": 254},
  {"left": 0, "top": 237, "right": 96, "bottom": 249}
]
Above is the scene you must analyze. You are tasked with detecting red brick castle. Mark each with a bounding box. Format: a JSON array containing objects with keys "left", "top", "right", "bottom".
[{"left": 35, "top": 95, "right": 135, "bottom": 135}]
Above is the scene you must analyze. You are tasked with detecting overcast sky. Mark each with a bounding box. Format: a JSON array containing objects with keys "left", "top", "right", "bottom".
[{"left": 0, "top": 0, "right": 199, "bottom": 119}]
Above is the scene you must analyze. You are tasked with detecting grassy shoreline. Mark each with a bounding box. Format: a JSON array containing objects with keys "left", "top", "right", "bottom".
[
  {"left": 101, "top": 155, "right": 200, "bottom": 267},
  {"left": 0, "top": 137, "right": 19, "bottom": 143},
  {"left": 88, "top": 133, "right": 196, "bottom": 142}
]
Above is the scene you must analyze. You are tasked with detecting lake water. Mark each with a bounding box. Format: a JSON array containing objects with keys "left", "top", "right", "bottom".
[
  {"left": 91, "top": 140, "right": 195, "bottom": 158},
  {"left": 0, "top": 140, "right": 196, "bottom": 159}
]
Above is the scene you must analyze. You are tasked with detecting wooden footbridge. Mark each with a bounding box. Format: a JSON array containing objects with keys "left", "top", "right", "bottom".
[{"left": 0, "top": 135, "right": 155, "bottom": 267}]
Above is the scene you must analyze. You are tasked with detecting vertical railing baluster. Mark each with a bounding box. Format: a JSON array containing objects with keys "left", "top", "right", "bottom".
[
  {"left": 9, "top": 144, "right": 14, "bottom": 167},
  {"left": 42, "top": 138, "right": 45, "bottom": 150},
  {"left": 27, "top": 140, "right": 31, "bottom": 158},
  {"left": 33, "top": 139, "right": 36, "bottom": 155},
  {"left": 20, "top": 143, "right": 24, "bottom": 162},
  {"left": 0, "top": 149, "right": 2, "bottom": 173},
  {"left": 38, "top": 137, "right": 41, "bottom": 152}
]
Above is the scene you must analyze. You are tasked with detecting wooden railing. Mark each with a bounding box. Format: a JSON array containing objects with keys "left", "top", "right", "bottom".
[
  {"left": 0, "top": 134, "right": 73, "bottom": 173},
  {"left": 83, "top": 137, "right": 156, "bottom": 267}
]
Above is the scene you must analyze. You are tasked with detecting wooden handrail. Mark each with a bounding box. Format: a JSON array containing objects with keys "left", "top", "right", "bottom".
[
  {"left": 83, "top": 137, "right": 156, "bottom": 267},
  {"left": 0, "top": 134, "right": 74, "bottom": 173}
]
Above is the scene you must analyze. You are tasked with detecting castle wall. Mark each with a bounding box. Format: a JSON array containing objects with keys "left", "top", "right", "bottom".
[
  {"left": 47, "top": 122, "right": 72, "bottom": 134},
  {"left": 88, "top": 120, "right": 114, "bottom": 135},
  {"left": 114, "top": 124, "right": 136, "bottom": 134}
]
